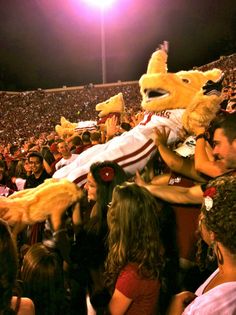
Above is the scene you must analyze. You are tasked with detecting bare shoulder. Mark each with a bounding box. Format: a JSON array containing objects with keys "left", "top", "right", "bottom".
[{"left": 11, "top": 296, "right": 35, "bottom": 315}]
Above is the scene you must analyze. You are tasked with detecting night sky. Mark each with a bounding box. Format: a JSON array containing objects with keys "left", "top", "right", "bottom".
[{"left": 0, "top": 0, "right": 235, "bottom": 91}]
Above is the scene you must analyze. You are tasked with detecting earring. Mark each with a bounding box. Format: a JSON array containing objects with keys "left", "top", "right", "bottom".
[
  {"left": 215, "top": 243, "right": 224, "bottom": 265},
  {"left": 207, "top": 242, "right": 216, "bottom": 262}
]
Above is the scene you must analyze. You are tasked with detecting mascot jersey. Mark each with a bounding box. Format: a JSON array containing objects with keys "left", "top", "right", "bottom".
[{"left": 53, "top": 109, "right": 184, "bottom": 186}]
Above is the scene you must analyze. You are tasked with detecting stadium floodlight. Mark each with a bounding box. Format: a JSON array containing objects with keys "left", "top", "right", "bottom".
[{"left": 82, "top": 0, "right": 117, "bottom": 83}]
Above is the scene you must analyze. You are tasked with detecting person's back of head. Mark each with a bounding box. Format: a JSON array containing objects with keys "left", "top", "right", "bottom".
[
  {"left": 90, "top": 132, "right": 101, "bottom": 144},
  {"left": 82, "top": 131, "right": 91, "bottom": 144},
  {"left": 9, "top": 145, "right": 19, "bottom": 157},
  {"left": 0, "top": 219, "right": 18, "bottom": 315},
  {"left": 72, "top": 136, "right": 83, "bottom": 147},
  {"left": 21, "top": 243, "right": 65, "bottom": 315},
  {"left": 106, "top": 183, "right": 163, "bottom": 289},
  {"left": 120, "top": 122, "right": 132, "bottom": 132},
  {"left": 89, "top": 161, "right": 127, "bottom": 229}
]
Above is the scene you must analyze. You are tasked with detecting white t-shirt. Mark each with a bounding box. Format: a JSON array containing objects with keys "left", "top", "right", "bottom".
[
  {"left": 55, "top": 154, "right": 78, "bottom": 171},
  {"left": 183, "top": 269, "right": 236, "bottom": 315}
]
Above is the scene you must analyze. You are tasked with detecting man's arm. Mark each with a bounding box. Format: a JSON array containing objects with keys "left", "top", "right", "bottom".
[
  {"left": 136, "top": 171, "right": 203, "bottom": 204},
  {"left": 154, "top": 127, "right": 206, "bottom": 183}
]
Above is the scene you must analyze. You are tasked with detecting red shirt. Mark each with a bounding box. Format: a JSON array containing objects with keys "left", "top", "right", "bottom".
[
  {"left": 168, "top": 172, "right": 201, "bottom": 261},
  {"left": 116, "top": 263, "right": 160, "bottom": 315}
]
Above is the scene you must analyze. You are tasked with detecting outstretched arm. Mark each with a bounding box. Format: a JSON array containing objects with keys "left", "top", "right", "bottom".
[
  {"left": 153, "top": 127, "right": 206, "bottom": 182},
  {"left": 135, "top": 171, "right": 203, "bottom": 204}
]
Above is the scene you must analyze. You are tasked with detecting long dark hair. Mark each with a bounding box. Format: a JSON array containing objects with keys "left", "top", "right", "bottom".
[
  {"left": 88, "top": 161, "right": 127, "bottom": 234},
  {"left": 0, "top": 219, "right": 18, "bottom": 315},
  {"left": 202, "top": 175, "right": 236, "bottom": 254},
  {"left": 197, "top": 175, "right": 236, "bottom": 270},
  {"left": 21, "top": 243, "right": 66, "bottom": 315}
]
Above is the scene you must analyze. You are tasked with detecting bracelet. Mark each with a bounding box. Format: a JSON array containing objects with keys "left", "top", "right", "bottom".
[
  {"left": 196, "top": 133, "right": 208, "bottom": 141},
  {"left": 53, "top": 228, "right": 67, "bottom": 237}
]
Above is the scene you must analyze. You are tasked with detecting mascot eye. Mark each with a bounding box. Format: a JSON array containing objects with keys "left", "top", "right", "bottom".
[{"left": 182, "top": 78, "right": 190, "bottom": 84}]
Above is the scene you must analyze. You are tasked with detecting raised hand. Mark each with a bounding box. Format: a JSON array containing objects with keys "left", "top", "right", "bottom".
[
  {"left": 153, "top": 126, "right": 170, "bottom": 147},
  {"left": 167, "top": 291, "right": 197, "bottom": 315},
  {"left": 105, "top": 115, "right": 120, "bottom": 138}
]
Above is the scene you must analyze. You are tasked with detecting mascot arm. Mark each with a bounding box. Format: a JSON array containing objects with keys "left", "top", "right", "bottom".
[{"left": 0, "top": 179, "right": 82, "bottom": 225}]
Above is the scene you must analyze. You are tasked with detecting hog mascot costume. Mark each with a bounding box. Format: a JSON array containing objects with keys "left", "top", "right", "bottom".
[{"left": 53, "top": 44, "right": 222, "bottom": 186}]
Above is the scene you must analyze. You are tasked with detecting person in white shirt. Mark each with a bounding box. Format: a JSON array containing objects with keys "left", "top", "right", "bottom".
[
  {"left": 55, "top": 140, "right": 78, "bottom": 171},
  {"left": 167, "top": 175, "right": 236, "bottom": 315}
]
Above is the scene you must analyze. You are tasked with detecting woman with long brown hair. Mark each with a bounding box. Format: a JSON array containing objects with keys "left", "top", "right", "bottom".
[{"left": 105, "top": 183, "right": 163, "bottom": 314}]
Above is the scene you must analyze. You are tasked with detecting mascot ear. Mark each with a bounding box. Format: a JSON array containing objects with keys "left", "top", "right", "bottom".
[{"left": 147, "top": 41, "right": 169, "bottom": 74}]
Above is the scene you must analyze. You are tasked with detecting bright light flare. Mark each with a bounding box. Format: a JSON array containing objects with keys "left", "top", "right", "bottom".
[{"left": 82, "top": 0, "right": 116, "bottom": 9}]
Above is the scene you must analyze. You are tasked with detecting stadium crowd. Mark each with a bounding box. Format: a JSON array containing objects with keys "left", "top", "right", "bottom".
[{"left": 0, "top": 53, "right": 236, "bottom": 315}]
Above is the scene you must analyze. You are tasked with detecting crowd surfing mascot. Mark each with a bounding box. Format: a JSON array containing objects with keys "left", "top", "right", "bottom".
[
  {"left": 53, "top": 44, "right": 223, "bottom": 187},
  {"left": 0, "top": 44, "right": 223, "bottom": 225}
]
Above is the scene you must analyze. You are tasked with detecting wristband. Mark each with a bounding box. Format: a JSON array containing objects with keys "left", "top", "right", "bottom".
[{"left": 196, "top": 133, "right": 208, "bottom": 141}]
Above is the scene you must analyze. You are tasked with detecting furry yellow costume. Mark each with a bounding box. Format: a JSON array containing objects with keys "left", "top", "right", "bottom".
[
  {"left": 55, "top": 93, "right": 124, "bottom": 137},
  {"left": 0, "top": 178, "right": 82, "bottom": 225},
  {"left": 96, "top": 92, "right": 125, "bottom": 118},
  {"left": 55, "top": 116, "right": 77, "bottom": 138},
  {"left": 139, "top": 44, "right": 223, "bottom": 132}
]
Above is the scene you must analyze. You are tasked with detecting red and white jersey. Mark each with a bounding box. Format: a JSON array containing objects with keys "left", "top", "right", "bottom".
[{"left": 53, "top": 109, "right": 185, "bottom": 186}]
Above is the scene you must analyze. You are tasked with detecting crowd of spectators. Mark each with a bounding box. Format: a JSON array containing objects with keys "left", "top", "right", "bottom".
[
  {"left": 0, "top": 53, "right": 236, "bottom": 314},
  {"left": 0, "top": 82, "right": 141, "bottom": 145},
  {"left": 0, "top": 53, "right": 235, "bottom": 146}
]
